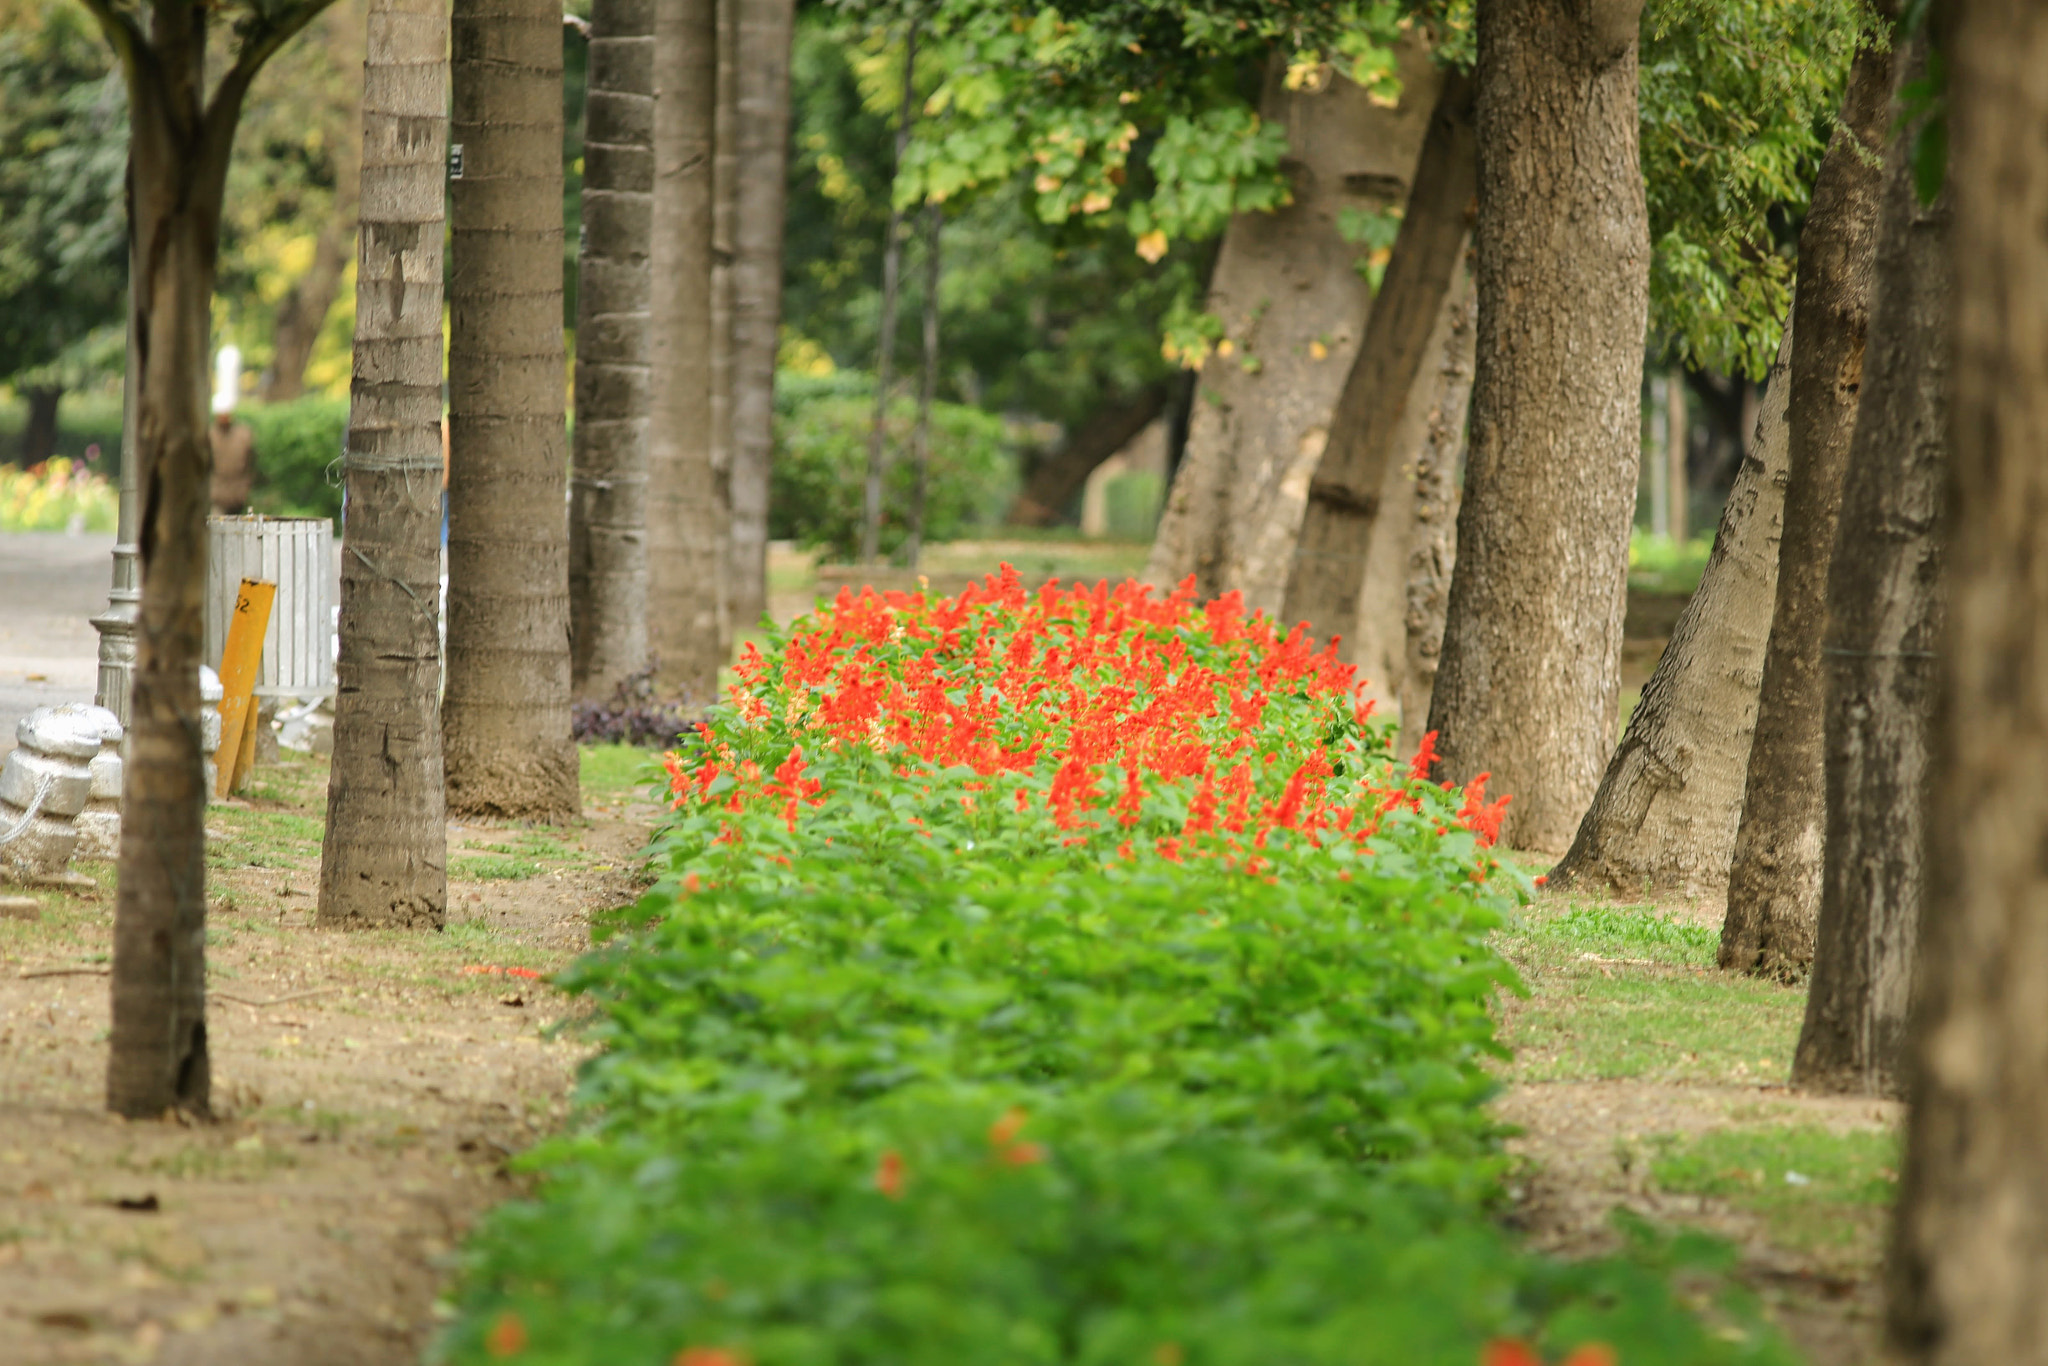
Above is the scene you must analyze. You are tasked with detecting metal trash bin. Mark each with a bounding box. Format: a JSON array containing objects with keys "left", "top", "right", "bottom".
[{"left": 204, "top": 515, "right": 336, "bottom": 704}]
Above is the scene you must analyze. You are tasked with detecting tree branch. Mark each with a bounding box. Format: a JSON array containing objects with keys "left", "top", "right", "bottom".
[
  {"left": 1584, "top": 0, "right": 1644, "bottom": 60},
  {"left": 202, "top": 0, "right": 347, "bottom": 174}
]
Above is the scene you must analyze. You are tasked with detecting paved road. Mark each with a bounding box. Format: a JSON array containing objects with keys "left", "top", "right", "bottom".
[{"left": 0, "top": 531, "right": 116, "bottom": 754}]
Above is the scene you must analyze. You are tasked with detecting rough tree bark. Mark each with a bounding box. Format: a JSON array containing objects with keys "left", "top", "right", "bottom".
[
  {"left": 1547, "top": 315, "right": 1792, "bottom": 898},
  {"left": 1394, "top": 271, "right": 1475, "bottom": 759},
  {"left": 1143, "top": 42, "right": 1440, "bottom": 611},
  {"left": 1342, "top": 254, "right": 1472, "bottom": 713},
  {"left": 84, "top": 0, "right": 340, "bottom": 1119},
  {"left": 444, "top": 0, "right": 579, "bottom": 821},
  {"left": 1887, "top": 3, "right": 2048, "bottom": 1355},
  {"left": 860, "top": 20, "right": 917, "bottom": 567},
  {"left": 318, "top": 0, "right": 448, "bottom": 932},
  {"left": 19, "top": 385, "right": 61, "bottom": 464},
  {"left": 707, "top": 0, "right": 735, "bottom": 609},
  {"left": 646, "top": 0, "right": 726, "bottom": 702},
  {"left": 1281, "top": 68, "right": 1475, "bottom": 655},
  {"left": 1420, "top": 0, "right": 1649, "bottom": 852},
  {"left": 1006, "top": 382, "right": 1172, "bottom": 526},
  {"left": 568, "top": 0, "right": 655, "bottom": 698},
  {"left": 725, "top": 0, "right": 795, "bottom": 624},
  {"left": 1719, "top": 29, "right": 1895, "bottom": 976},
  {"left": 1793, "top": 36, "right": 1948, "bottom": 1099}
]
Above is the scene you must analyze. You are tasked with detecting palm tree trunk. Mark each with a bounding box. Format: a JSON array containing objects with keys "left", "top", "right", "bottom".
[
  {"left": 317, "top": 0, "right": 450, "bottom": 931},
  {"left": 445, "top": 0, "right": 579, "bottom": 821},
  {"left": 860, "top": 17, "right": 917, "bottom": 567},
  {"left": 568, "top": 0, "right": 656, "bottom": 698},
  {"left": 724, "top": 0, "right": 794, "bottom": 626},
  {"left": 646, "top": 0, "right": 726, "bottom": 702}
]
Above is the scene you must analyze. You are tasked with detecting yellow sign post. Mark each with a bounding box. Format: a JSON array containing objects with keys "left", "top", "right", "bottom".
[{"left": 215, "top": 577, "right": 276, "bottom": 798}]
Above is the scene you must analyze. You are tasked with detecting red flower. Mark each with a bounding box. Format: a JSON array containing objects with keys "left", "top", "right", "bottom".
[
  {"left": 1481, "top": 1341, "right": 1540, "bottom": 1366},
  {"left": 1409, "top": 730, "right": 1440, "bottom": 781},
  {"left": 1562, "top": 1347, "right": 1618, "bottom": 1366},
  {"left": 875, "top": 1150, "right": 906, "bottom": 1199},
  {"left": 485, "top": 1311, "right": 528, "bottom": 1358},
  {"left": 673, "top": 1348, "right": 750, "bottom": 1366}
]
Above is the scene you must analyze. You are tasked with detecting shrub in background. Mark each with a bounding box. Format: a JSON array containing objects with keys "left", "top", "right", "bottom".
[
  {"left": 771, "top": 370, "right": 1017, "bottom": 562},
  {"left": 244, "top": 396, "right": 348, "bottom": 525}
]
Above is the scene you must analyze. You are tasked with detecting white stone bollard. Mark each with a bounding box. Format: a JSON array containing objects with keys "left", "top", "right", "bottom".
[
  {"left": 0, "top": 705, "right": 99, "bottom": 883},
  {"left": 200, "top": 665, "right": 224, "bottom": 799},
  {"left": 71, "top": 706, "right": 126, "bottom": 860}
]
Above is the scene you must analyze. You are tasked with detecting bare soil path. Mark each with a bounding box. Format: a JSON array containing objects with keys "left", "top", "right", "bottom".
[
  {"left": 0, "top": 748, "right": 661, "bottom": 1366},
  {"left": 1492, "top": 891, "right": 1900, "bottom": 1365}
]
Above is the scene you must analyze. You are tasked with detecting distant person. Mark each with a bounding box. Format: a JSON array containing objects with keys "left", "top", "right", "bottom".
[{"left": 209, "top": 402, "right": 257, "bottom": 515}]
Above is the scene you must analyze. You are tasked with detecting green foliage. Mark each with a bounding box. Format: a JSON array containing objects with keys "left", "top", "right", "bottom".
[
  {"left": 1640, "top": 0, "right": 1882, "bottom": 377},
  {"left": 783, "top": 17, "right": 1191, "bottom": 432},
  {"left": 0, "top": 0, "right": 127, "bottom": 388},
  {"left": 770, "top": 371, "right": 1016, "bottom": 562},
  {"left": 243, "top": 397, "right": 348, "bottom": 525},
  {"left": 1629, "top": 529, "right": 1715, "bottom": 596}
]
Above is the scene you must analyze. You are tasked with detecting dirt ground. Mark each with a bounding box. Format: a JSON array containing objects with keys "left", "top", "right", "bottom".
[
  {"left": 0, "top": 753, "right": 660, "bottom": 1366},
  {"left": 1494, "top": 891, "right": 1902, "bottom": 1366}
]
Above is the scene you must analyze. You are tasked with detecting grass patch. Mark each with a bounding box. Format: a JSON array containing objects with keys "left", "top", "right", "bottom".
[
  {"left": 450, "top": 854, "right": 541, "bottom": 882},
  {"left": 1650, "top": 1125, "right": 1898, "bottom": 1257},
  {"left": 207, "top": 808, "right": 324, "bottom": 871},
  {"left": 1497, "top": 902, "right": 1805, "bottom": 1083},
  {"left": 581, "top": 743, "right": 662, "bottom": 803}
]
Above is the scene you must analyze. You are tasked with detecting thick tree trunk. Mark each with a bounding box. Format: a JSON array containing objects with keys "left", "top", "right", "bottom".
[
  {"left": 1794, "top": 41, "right": 1947, "bottom": 1098},
  {"left": 445, "top": 0, "right": 579, "bottom": 821},
  {"left": 1281, "top": 68, "right": 1475, "bottom": 655},
  {"left": 20, "top": 385, "right": 61, "bottom": 464},
  {"left": 645, "top": 0, "right": 726, "bottom": 702},
  {"left": 725, "top": 0, "right": 794, "bottom": 624},
  {"left": 1007, "top": 382, "right": 1172, "bottom": 527},
  {"left": 706, "top": 0, "right": 736, "bottom": 609},
  {"left": 1346, "top": 259, "right": 1472, "bottom": 715},
  {"left": 100, "top": 0, "right": 325, "bottom": 1119},
  {"left": 568, "top": 0, "right": 655, "bottom": 698},
  {"left": 1719, "top": 32, "right": 1895, "bottom": 976},
  {"left": 1143, "top": 42, "right": 1440, "bottom": 611},
  {"left": 1395, "top": 271, "right": 1475, "bottom": 759},
  {"left": 860, "top": 22, "right": 917, "bottom": 567},
  {"left": 318, "top": 0, "right": 449, "bottom": 931},
  {"left": 1887, "top": 4, "right": 2048, "bottom": 1355},
  {"left": 1548, "top": 316, "right": 1792, "bottom": 898},
  {"left": 1420, "top": 0, "right": 1649, "bottom": 853}
]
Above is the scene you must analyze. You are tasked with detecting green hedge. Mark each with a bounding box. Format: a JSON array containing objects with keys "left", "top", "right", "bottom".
[
  {"left": 244, "top": 396, "right": 348, "bottom": 525},
  {"left": 771, "top": 370, "right": 1017, "bottom": 562},
  {"left": 436, "top": 576, "right": 1797, "bottom": 1366}
]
